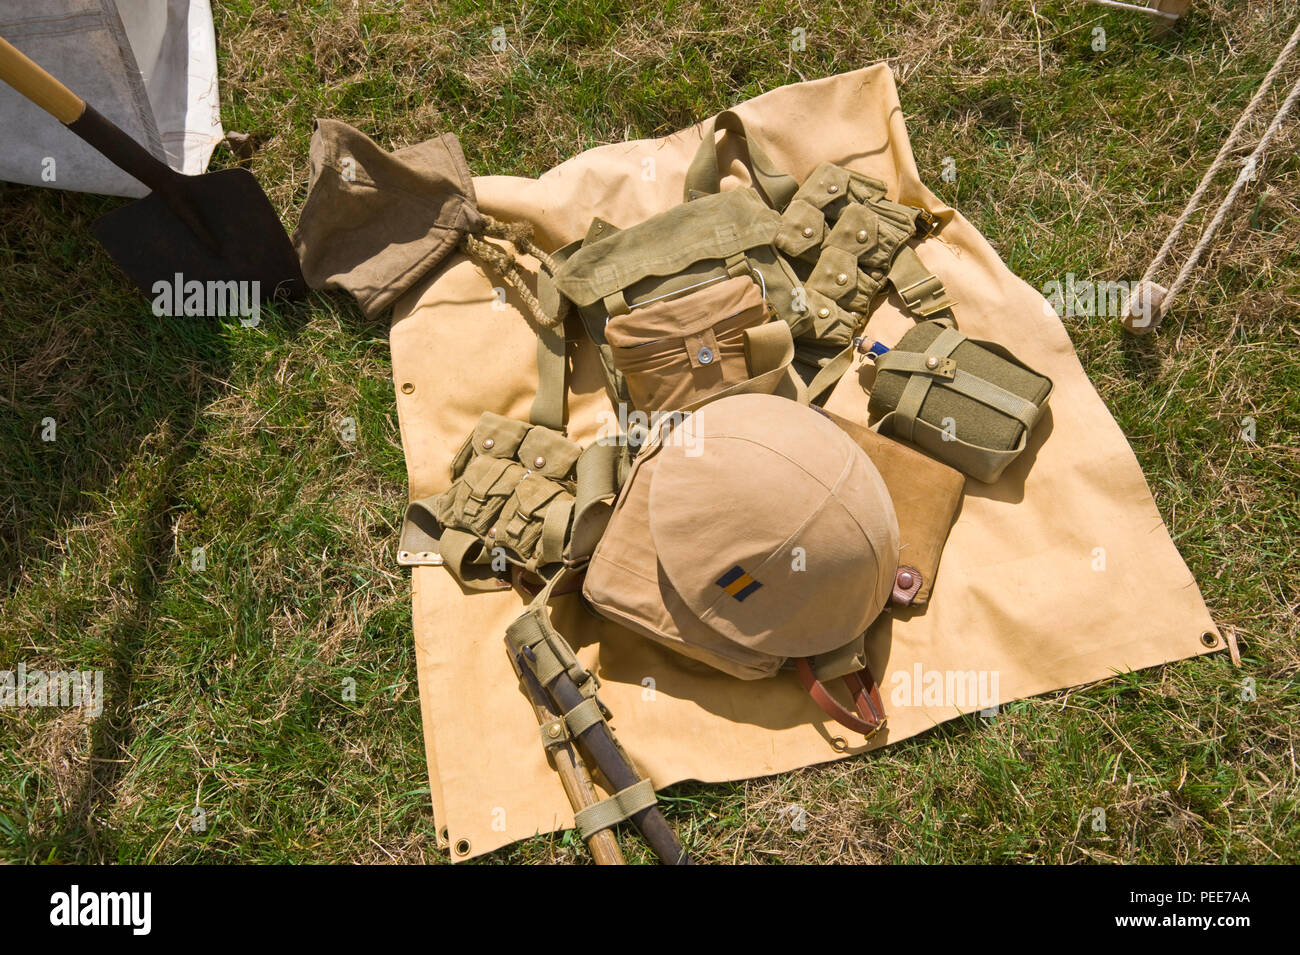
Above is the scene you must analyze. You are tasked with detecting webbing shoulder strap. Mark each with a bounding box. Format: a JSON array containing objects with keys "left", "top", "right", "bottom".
[
  {"left": 531, "top": 322, "right": 567, "bottom": 431},
  {"left": 530, "top": 237, "right": 585, "bottom": 431},
  {"left": 888, "top": 244, "right": 956, "bottom": 317},
  {"left": 683, "top": 109, "right": 800, "bottom": 208}
]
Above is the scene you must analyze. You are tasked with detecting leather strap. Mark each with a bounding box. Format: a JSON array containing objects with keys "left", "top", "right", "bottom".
[
  {"left": 794, "top": 657, "right": 886, "bottom": 737},
  {"left": 891, "top": 564, "right": 923, "bottom": 605}
]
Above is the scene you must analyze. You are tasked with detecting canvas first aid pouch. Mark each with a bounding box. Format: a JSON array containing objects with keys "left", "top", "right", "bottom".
[{"left": 824, "top": 410, "right": 964, "bottom": 608}]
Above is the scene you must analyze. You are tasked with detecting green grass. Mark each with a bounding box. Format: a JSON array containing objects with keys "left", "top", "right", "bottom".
[{"left": 1, "top": 0, "right": 1296, "bottom": 863}]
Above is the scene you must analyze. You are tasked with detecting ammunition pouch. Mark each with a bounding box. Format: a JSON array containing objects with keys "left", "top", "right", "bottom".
[
  {"left": 549, "top": 111, "right": 958, "bottom": 410},
  {"left": 397, "top": 413, "right": 626, "bottom": 589},
  {"left": 775, "top": 162, "right": 952, "bottom": 341},
  {"left": 680, "top": 111, "right": 956, "bottom": 401}
]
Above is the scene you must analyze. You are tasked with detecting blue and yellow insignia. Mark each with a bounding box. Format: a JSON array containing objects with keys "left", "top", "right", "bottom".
[{"left": 715, "top": 565, "right": 762, "bottom": 602}]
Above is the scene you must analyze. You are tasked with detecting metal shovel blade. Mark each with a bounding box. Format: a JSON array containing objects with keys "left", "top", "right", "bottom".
[
  {"left": 90, "top": 166, "right": 307, "bottom": 301},
  {"left": 0, "top": 35, "right": 306, "bottom": 304}
]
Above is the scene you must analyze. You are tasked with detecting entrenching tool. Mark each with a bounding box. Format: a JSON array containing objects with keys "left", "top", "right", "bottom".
[
  {"left": 521, "top": 643, "right": 692, "bottom": 865},
  {"left": 0, "top": 35, "right": 305, "bottom": 300},
  {"left": 507, "top": 643, "right": 626, "bottom": 865}
]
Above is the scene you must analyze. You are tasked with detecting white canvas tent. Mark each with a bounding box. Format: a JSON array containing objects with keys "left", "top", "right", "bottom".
[{"left": 0, "top": 0, "right": 223, "bottom": 198}]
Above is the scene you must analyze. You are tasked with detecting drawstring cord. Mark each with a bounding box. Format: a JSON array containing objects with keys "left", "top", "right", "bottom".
[{"left": 460, "top": 214, "right": 560, "bottom": 328}]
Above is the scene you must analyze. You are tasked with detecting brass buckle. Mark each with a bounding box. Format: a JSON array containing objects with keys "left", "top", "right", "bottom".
[
  {"left": 897, "top": 274, "right": 955, "bottom": 316},
  {"left": 914, "top": 208, "right": 938, "bottom": 237},
  {"left": 863, "top": 716, "right": 888, "bottom": 743}
]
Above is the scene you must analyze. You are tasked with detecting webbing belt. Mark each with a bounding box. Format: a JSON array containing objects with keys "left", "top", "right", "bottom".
[{"left": 531, "top": 322, "right": 567, "bottom": 432}]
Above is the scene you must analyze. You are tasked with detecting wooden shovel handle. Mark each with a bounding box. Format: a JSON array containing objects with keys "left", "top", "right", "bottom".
[
  {"left": 0, "top": 34, "right": 174, "bottom": 195},
  {"left": 0, "top": 35, "right": 85, "bottom": 125}
]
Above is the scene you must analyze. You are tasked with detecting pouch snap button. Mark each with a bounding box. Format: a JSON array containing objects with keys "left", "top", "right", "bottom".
[
  {"left": 835, "top": 272, "right": 849, "bottom": 285},
  {"left": 697, "top": 347, "right": 714, "bottom": 364},
  {"left": 483, "top": 438, "right": 495, "bottom": 449},
  {"left": 533, "top": 456, "right": 546, "bottom": 468},
  {"left": 817, "top": 307, "right": 830, "bottom": 318},
  {"left": 801, "top": 226, "right": 814, "bottom": 238},
  {"left": 856, "top": 229, "right": 869, "bottom": 242},
  {"left": 827, "top": 184, "right": 839, "bottom": 194},
  {"left": 925, "top": 356, "right": 940, "bottom": 370}
]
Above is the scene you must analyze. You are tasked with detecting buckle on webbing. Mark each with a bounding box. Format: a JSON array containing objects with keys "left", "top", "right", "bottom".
[
  {"left": 914, "top": 208, "right": 939, "bottom": 236},
  {"left": 896, "top": 274, "right": 956, "bottom": 316}
]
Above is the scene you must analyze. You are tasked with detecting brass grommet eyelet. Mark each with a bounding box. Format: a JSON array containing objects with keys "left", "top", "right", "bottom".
[
  {"left": 831, "top": 736, "right": 848, "bottom": 752},
  {"left": 454, "top": 838, "right": 471, "bottom": 856},
  {"left": 1200, "top": 631, "right": 1218, "bottom": 648},
  {"left": 401, "top": 382, "right": 415, "bottom": 394}
]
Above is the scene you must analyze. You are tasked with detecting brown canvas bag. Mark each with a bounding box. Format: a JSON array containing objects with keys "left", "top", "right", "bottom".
[{"left": 604, "top": 275, "right": 772, "bottom": 413}]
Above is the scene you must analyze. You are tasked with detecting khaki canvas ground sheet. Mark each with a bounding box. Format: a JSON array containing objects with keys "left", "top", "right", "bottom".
[{"left": 388, "top": 65, "right": 1221, "bottom": 861}]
